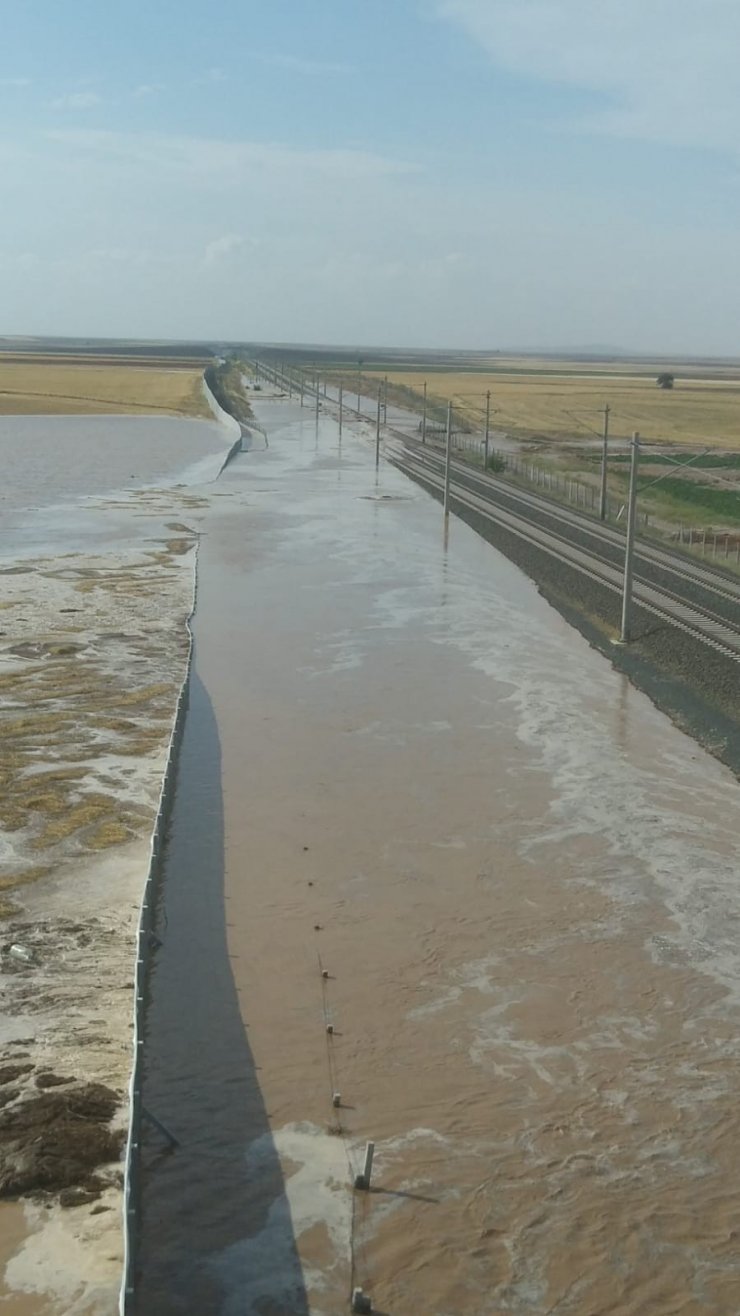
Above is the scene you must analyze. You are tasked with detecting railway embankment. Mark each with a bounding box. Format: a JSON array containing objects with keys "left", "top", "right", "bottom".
[{"left": 394, "top": 448, "right": 740, "bottom": 781}]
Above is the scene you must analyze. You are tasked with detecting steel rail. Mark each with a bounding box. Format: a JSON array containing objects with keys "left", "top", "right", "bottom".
[{"left": 388, "top": 442, "right": 740, "bottom": 664}]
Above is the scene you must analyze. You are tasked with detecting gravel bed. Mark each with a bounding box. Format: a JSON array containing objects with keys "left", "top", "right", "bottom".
[{"left": 451, "top": 465, "right": 740, "bottom": 628}]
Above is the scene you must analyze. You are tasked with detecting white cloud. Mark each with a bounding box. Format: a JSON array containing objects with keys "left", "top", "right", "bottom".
[
  {"left": 46, "top": 129, "right": 422, "bottom": 184},
  {"left": 204, "top": 233, "right": 258, "bottom": 265},
  {"left": 51, "top": 91, "right": 102, "bottom": 111},
  {"left": 132, "top": 83, "right": 165, "bottom": 99},
  {"left": 435, "top": 0, "right": 740, "bottom": 153},
  {"left": 4, "top": 120, "right": 739, "bottom": 352},
  {"left": 193, "top": 67, "right": 228, "bottom": 86},
  {"left": 257, "top": 53, "right": 353, "bottom": 76}
]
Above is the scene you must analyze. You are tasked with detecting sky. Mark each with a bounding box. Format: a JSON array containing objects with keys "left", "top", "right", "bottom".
[{"left": 2, "top": 0, "right": 740, "bottom": 354}]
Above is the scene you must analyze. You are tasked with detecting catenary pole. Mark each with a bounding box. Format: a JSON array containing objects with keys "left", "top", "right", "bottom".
[
  {"left": 599, "top": 403, "right": 611, "bottom": 521},
  {"left": 620, "top": 432, "right": 640, "bottom": 643},
  {"left": 444, "top": 401, "right": 453, "bottom": 518}
]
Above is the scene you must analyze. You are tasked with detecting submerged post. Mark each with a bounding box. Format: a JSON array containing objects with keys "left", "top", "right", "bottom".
[
  {"left": 620, "top": 432, "right": 640, "bottom": 643},
  {"left": 354, "top": 1140, "right": 375, "bottom": 1191},
  {"left": 422, "top": 380, "right": 427, "bottom": 444},
  {"left": 315, "top": 378, "right": 320, "bottom": 420},
  {"left": 338, "top": 383, "right": 343, "bottom": 437},
  {"left": 599, "top": 403, "right": 610, "bottom": 521},
  {"left": 444, "top": 401, "right": 453, "bottom": 518},
  {"left": 484, "top": 389, "right": 491, "bottom": 470},
  {"left": 375, "top": 384, "right": 382, "bottom": 467}
]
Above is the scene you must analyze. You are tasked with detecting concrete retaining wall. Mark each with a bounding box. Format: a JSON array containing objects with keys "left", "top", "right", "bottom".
[{"left": 119, "top": 558, "right": 199, "bottom": 1315}]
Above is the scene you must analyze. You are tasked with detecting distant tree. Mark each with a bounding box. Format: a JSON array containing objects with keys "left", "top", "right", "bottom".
[{"left": 657, "top": 372, "right": 675, "bottom": 389}]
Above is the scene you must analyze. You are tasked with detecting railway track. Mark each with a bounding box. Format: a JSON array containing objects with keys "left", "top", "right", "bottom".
[
  {"left": 252, "top": 361, "right": 740, "bottom": 663},
  {"left": 387, "top": 436, "right": 740, "bottom": 664}
]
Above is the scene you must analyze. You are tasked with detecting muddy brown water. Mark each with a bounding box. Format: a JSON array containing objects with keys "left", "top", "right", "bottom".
[{"left": 129, "top": 400, "right": 740, "bottom": 1315}]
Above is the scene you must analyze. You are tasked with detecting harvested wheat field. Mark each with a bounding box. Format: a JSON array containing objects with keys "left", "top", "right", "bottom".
[
  {"left": 0, "top": 354, "right": 211, "bottom": 418},
  {"left": 380, "top": 361, "right": 740, "bottom": 449}
]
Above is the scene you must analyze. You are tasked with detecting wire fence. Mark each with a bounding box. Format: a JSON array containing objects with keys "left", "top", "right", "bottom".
[{"left": 251, "top": 359, "right": 740, "bottom": 569}]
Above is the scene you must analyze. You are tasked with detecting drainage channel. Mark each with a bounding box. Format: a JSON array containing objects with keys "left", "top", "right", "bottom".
[{"left": 133, "top": 669, "right": 309, "bottom": 1316}]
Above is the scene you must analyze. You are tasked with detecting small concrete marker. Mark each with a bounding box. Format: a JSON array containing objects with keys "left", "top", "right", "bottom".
[
  {"left": 352, "top": 1288, "right": 373, "bottom": 1314},
  {"left": 322, "top": 969, "right": 329, "bottom": 979},
  {"left": 326, "top": 1024, "right": 334, "bottom": 1035},
  {"left": 354, "top": 1141, "right": 375, "bottom": 1190},
  {"left": 332, "top": 1092, "right": 342, "bottom": 1107}
]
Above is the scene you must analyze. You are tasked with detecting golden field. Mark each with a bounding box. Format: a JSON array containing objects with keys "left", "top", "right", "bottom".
[
  {"left": 379, "top": 363, "right": 740, "bottom": 450},
  {"left": 0, "top": 354, "right": 211, "bottom": 418}
]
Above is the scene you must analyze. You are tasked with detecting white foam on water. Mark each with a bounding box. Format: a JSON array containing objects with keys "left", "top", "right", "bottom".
[{"left": 212, "top": 1122, "right": 352, "bottom": 1315}]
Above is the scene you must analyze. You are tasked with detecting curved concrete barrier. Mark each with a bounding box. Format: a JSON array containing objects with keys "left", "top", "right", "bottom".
[{"left": 201, "top": 376, "right": 242, "bottom": 438}]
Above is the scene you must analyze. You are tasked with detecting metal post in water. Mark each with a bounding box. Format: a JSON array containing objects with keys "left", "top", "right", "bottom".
[
  {"left": 300, "top": 374, "right": 304, "bottom": 407},
  {"left": 375, "top": 384, "right": 382, "bottom": 467},
  {"left": 383, "top": 374, "right": 388, "bottom": 423},
  {"left": 338, "top": 384, "right": 343, "bottom": 437},
  {"left": 444, "top": 401, "right": 453, "bottom": 519},
  {"left": 315, "top": 379, "right": 320, "bottom": 421},
  {"left": 484, "top": 389, "right": 491, "bottom": 470},
  {"left": 620, "top": 432, "right": 640, "bottom": 643},
  {"left": 422, "top": 380, "right": 427, "bottom": 444}
]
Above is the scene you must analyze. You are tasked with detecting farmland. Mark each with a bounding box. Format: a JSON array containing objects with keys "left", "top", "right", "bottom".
[
  {"left": 0, "top": 353, "right": 211, "bottom": 418},
  {"left": 377, "top": 360, "right": 740, "bottom": 450},
  {"left": 304, "top": 351, "right": 740, "bottom": 533}
]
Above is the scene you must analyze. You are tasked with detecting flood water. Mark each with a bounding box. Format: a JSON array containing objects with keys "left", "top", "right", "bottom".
[
  {"left": 0, "top": 413, "right": 231, "bottom": 552},
  {"left": 137, "top": 398, "right": 740, "bottom": 1314}
]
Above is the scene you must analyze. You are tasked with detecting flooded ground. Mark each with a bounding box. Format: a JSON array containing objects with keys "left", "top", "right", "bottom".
[
  {"left": 137, "top": 399, "right": 740, "bottom": 1314},
  {"left": 0, "top": 412, "right": 232, "bottom": 1314},
  {"left": 0, "top": 414, "right": 230, "bottom": 551}
]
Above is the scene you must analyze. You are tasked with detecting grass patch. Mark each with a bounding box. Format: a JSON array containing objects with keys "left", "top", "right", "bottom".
[
  {"left": 205, "top": 358, "right": 253, "bottom": 425},
  {"left": 87, "top": 821, "right": 130, "bottom": 848},
  {"left": 30, "top": 798, "right": 118, "bottom": 850},
  {"left": 637, "top": 477, "right": 740, "bottom": 523},
  {"left": 0, "top": 866, "right": 52, "bottom": 892},
  {"left": 607, "top": 451, "right": 740, "bottom": 469},
  {"left": 113, "top": 682, "right": 173, "bottom": 707}
]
